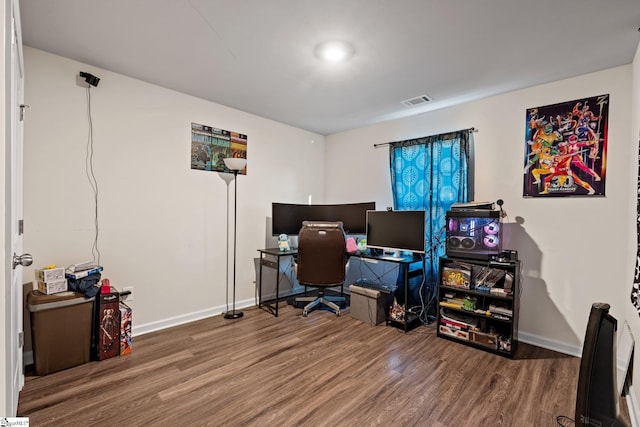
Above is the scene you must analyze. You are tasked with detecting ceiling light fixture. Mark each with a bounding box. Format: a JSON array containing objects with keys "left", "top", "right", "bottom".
[{"left": 314, "top": 40, "right": 355, "bottom": 63}]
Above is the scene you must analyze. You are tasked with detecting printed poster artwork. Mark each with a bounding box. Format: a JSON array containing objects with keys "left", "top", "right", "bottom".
[
  {"left": 190, "top": 122, "right": 247, "bottom": 174},
  {"left": 523, "top": 94, "right": 608, "bottom": 197}
]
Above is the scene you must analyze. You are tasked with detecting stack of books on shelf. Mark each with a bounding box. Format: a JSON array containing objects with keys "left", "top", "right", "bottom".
[
  {"left": 439, "top": 308, "right": 479, "bottom": 341},
  {"left": 472, "top": 266, "right": 505, "bottom": 293},
  {"left": 440, "top": 308, "right": 501, "bottom": 350},
  {"left": 488, "top": 303, "right": 512, "bottom": 320},
  {"left": 439, "top": 293, "right": 465, "bottom": 309}
]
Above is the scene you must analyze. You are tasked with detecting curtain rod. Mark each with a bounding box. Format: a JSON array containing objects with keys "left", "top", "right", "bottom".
[{"left": 373, "top": 126, "right": 477, "bottom": 148}]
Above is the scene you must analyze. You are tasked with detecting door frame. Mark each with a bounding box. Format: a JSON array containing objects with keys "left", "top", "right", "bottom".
[{"left": 2, "top": 0, "right": 25, "bottom": 417}]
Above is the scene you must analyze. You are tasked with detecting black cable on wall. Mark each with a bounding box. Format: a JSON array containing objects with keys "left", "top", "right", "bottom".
[{"left": 81, "top": 71, "right": 101, "bottom": 264}]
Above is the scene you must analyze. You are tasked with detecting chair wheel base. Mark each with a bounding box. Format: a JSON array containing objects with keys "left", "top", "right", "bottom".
[{"left": 296, "top": 293, "right": 345, "bottom": 317}]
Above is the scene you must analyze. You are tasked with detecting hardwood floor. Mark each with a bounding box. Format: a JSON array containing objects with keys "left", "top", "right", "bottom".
[{"left": 17, "top": 303, "right": 628, "bottom": 426}]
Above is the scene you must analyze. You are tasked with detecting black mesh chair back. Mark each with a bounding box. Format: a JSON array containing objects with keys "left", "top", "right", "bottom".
[{"left": 295, "top": 221, "right": 347, "bottom": 316}]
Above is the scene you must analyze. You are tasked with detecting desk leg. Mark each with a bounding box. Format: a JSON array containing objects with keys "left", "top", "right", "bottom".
[
  {"left": 404, "top": 263, "right": 409, "bottom": 332},
  {"left": 275, "top": 256, "right": 280, "bottom": 317},
  {"left": 258, "top": 253, "right": 264, "bottom": 309}
]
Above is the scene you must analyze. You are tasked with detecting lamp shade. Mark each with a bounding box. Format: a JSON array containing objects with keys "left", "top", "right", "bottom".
[{"left": 224, "top": 157, "right": 247, "bottom": 171}]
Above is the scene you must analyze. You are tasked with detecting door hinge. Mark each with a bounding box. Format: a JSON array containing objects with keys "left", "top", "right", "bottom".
[
  {"left": 18, "top": 219, "right": 23, "bottom": 235},
  {"left": 19, "top": 104, "right": 29, "bottom": 121},
  {"left": 18, "top": 331, "right": 24, "bottom": 348}
]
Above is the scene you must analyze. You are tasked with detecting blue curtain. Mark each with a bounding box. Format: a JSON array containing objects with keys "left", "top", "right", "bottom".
[{"left": 389, "top": 130, "right": 472, "bottom": 310}]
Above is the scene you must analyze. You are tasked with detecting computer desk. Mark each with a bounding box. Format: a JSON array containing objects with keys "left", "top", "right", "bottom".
[
  {"left": 258, "top": 247, "right": 425, "bottom": 330},
  {"left": 349, "top": 251, "right": 425, "bottom": 332}
]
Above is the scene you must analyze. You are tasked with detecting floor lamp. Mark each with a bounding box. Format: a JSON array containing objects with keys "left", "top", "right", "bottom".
[
  {"left": 223, "top": 157, "right": 247, "bottom": 319},
  {"left": 217, "top": 171, "right": 234, "bottom": 315}
]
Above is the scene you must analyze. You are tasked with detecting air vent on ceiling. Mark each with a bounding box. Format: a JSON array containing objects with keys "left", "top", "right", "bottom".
[{"left": 401, "top": 94, "right": 432, "bottom": 107}]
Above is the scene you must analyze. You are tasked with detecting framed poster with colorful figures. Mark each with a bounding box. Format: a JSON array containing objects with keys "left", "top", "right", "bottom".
[
  {"left": 523, "top": 94, "right": 608, "bottom": 197},
  {"left": 190, "top": 122, "right": 247, "bottom": 174}
]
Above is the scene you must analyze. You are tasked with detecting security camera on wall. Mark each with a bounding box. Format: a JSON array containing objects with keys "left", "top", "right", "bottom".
[{"left": 78, "top": 71, "right": 100, "bottom": 87}]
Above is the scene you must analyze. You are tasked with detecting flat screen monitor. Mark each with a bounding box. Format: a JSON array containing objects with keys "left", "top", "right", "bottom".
[
  {"left": 365, "top": 210, "right": 426, "bottom": 254},
  {"left": 271, "top": 202, "right": 375, "bottom": 236}
]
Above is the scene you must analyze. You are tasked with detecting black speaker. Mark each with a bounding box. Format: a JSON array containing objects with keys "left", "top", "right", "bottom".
[{"left": 575, "top": 303, "right": 627, "bottom": 426}]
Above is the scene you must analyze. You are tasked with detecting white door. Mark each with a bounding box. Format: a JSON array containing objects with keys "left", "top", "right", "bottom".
[{"left": 7, "top": 0, "right": 29, "bottom": 416}]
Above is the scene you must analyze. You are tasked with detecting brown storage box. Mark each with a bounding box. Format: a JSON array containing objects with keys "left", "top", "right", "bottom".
[
  {"left": 349, "top": 284, "right": 394, "bottom": 326},
  {"left": 27, "top": 290, "right": 94, "bottom": 375},
  {"left": 469, "top": 330, "right": 498, "bottom": 349}
]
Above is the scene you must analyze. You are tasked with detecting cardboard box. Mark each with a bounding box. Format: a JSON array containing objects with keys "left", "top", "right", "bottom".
[
  {"left": 120, "top": 302, "right": 132, "bottom": 356},
  {"left": 470, "top": 331, "right": 498, "bottom": 349},
  {"left": 92, "top": 292, "right": 121, "bottom": 361},
  {"left": 37, "top": 279, "right": 68, "bottom": 295},
  {"left": 36, "top": 267, "right": 65, "bottom": 283},
  {"left": 439, "top": 324, "right": 470, "bottom": 340},
  {"left": 349, "top": 284, "right": 393, "bottom": 326}
]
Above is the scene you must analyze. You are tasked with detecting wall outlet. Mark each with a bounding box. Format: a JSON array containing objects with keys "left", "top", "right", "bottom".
[{"left": 123, "top": 286, "right": 134, "bottom": 301}]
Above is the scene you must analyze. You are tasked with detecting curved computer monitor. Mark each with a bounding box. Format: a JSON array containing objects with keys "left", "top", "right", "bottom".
[
  {"left": 271, "top": 201, "right": 375, "bottom": 236},
  {"left": 365, "top": 210, "right": 426, "bottom": 254},
  {"left": 575, "top": 303, "right": 628, "bottom": 427}
]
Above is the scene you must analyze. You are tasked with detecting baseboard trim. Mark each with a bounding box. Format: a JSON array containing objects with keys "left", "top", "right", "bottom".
[
  {"left": 132, "top": 286, "right": 346, "bottom": 337},
  {"left": 518, "top": 331, "right": 581, "bottom": 357},
  {"left": 132, "top": 297, "right": 256, "bottom": 337}
]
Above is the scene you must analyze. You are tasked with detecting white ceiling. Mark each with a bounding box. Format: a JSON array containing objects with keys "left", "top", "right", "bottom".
[{"left": 20, "top": 0, "right": 640, "bottom": 136}]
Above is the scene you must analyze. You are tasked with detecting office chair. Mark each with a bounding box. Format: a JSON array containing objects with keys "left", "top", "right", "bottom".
[{"left": 294, "top": 221, "right": 347, "bottom": 317}]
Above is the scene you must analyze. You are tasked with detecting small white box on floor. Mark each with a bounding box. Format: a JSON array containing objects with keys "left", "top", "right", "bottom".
[{"left": 349, "top": 284, "right": 393, "bottom": 326}]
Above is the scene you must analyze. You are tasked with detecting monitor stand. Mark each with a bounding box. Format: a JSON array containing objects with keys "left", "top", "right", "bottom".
[{"left": 383, "top": 250, "right": 402, "bottom": 258}]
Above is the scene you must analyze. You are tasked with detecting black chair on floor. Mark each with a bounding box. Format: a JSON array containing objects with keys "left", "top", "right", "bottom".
[{"left": 294, "top": 221, "right": 347, "bottom": 317}]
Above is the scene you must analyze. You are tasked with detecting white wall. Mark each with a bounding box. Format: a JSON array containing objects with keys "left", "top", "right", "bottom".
[
  {"left": 16, "top": 30, "right": 640, "bottom": 419},
  {"left": 23, "top": 47, "right": 325, "bottom": 332},
  {"left": 624, "top": 39, "right": 640, "bottom": 416},
  {"left": 325, "top": 65, "right": 634, "bottom": 355},
  {"left": 21, "top": 37, "right": 640, "bottom": 392}
]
